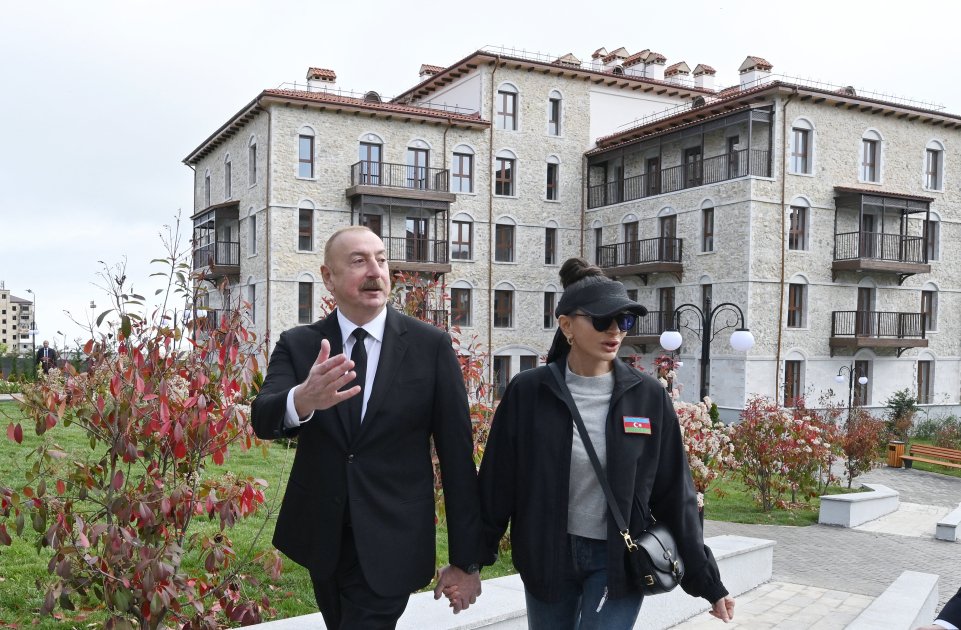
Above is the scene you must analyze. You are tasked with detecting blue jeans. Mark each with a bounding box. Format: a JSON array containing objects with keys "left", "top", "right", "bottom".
[{"left": 524, "top": 534, "right": 643, "bottom": 630}]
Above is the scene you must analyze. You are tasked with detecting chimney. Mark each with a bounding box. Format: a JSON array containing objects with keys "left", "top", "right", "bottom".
[
  {"left": 664, "top": 61, "right": 692, "bottom": 86},
  {"left": 601, "top": 46, "right": 630, "bottom": 69},
  {"left": 622, "top": 49, "right": 648, "bottom": 77},
  {"left": 419, "top": 63, "right": 444, "bottom": 79},
  {"left": 693, "top": 64, "right": 716, "bottom": 91},
  {"left": 738, "top": 56, "right": 772, "bottom": 89},
  {"left": 553, "top": 53, "right": 581, "bottom": 68},
  {"left": 644, "top": 52, "right": 666, "bottom": 81},
  {"left": 306, "top": 67, "right": 336, "bottom": 92}
]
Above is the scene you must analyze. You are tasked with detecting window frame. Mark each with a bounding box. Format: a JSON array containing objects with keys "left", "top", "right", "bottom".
[
  {"left": 546, "top": 161, "right": 559, "bottom": 201},
  {"left": 790, "top": 127, "right": 811, "bottom": 174},
  {"left": 298, "top": 207, "right": 314, "bottom": 251},
  {"left": 925, "top": 144, "right": 944, "bottom": 190},
  {"left": 224, "top": 157, "right": 232, "bottom": 199},
  {"left": 496, "top": 85, "right": 518, "bottom": 131},
  {"left": 701, "top": 206, "right": 715, "bottom": 252},
  {"left": 451, "top": 287, "right": 472, "bottom": 327},
  {"left": 493, "top": 289, "right": 514, "bottom": 328},
  {"left": 860, "top": 133, "right": 881, "bottom": 183},
  {"left": 495, "top": 156, "right": 515, "bottom": 196},
  {"left": 248, "top": 140, "right": 257, "bottom": 186},
  {"left": 917, "top": 360, "right": 933, "bottom": 404},
  {"left": 784, "top": 359, "right": 803, "bottom": 406},
  {"left": 452, "top": 150, "right": 474, "bottom": 193},
  {"left": 248, "top": 213, "right": 257, "bottom": 256},
  {"left": 921, "top": 289, "right": 937, "bottom": 331},
  {"left": 495, "top": 223, "right": 515, "bottom": 262},
  {"left": 543, "top": 291, "right": 556, "bottom": 329},
  {"left": 787, "top": 282, "right": 806, "bottom": 328},
  {"left": 548, "top": 91, "right": 562, "bottom": 136},
  {"left": 493, "top": 355, "right": 511, "bottom": 400},
  {"left": 298, "top": 281, "right": 313, "bottom": 324},
  {"left": 298, "top": 134, "right": 315, "bottom": 178},
  {"left": 451, "top": 219, "right": 473, "bottom": 260},
  {"left": 544, "top": 227, "right": 557, "bottom": 265},
  {"left": 788, "top": 204, "right": 809, "bottom": 250}
]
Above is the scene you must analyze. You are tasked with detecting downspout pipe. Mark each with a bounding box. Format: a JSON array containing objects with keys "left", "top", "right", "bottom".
[
  {"left": 264, "top": 104, "right": 273, "bottom": 350},
  {"left": 487, "top": 56, "right": 500, "bottom": 399},
  {"left": 775, "top": 88, "right": 798, "bottom": 401}
]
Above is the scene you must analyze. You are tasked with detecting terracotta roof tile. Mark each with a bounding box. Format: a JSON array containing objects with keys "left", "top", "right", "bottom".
[
  {"left": 419, "top": 64, "right": 445, "bottom": 75},
  {"left": 623, "top": 49, "right": 650, "bottom": 68},
  {"left": 664, "top": 61, "right": 690, "bottom": 76},
  {"left": 263, "top": 88, "right": 485, "bottom": 124},
  {"left": 834, "top": 186, "right": 934, "bottom": 203},
  {"left": 591, "top": 47, "right": 608, "bottom": 59},
  {"left": 647, "top": 52, "right": 667, "bottom": 64},
  {"left": 602, "top": 47, "right": 630, "bottom": 63},
  {"left": 738, "top": 56, "right": 772, "bottom": 73},
  {"left": 307, "top": 67, "right": 337, "bottom": 80},
  {"left": 693, "top": 64, "right": 716, "bottom": 76}
]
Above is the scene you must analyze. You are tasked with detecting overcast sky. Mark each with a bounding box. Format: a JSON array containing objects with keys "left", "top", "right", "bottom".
[{"left": 2, "top": 0, "right": 959, "bottom": 351}]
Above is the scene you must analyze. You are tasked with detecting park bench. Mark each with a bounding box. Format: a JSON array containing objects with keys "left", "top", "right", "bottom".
[{"left": 901, "top": 443, "right": 961, "bottom": 470}]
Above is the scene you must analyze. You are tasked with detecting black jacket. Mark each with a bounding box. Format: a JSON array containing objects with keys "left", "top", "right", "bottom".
[
  {"left": 478, "top": 358, "right": 727, "bottom": 603},
  {"left": 939, "top": 588, "right": 961, "bottom": 627},
  {"left": 251, "top": 307, "right": 481, "bottom": 597}
]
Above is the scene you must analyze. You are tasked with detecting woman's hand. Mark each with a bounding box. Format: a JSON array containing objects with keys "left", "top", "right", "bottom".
[{"left": 709, "top": 595, "right": 735, "bottom": 622}]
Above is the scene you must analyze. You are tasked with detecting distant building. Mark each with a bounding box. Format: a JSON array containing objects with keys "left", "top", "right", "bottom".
[
  {"left": 0, "top": 283, "right": 33, "bottom": 355},
  {"left": 184, "top": 46, "right": 961, "bottom": 416}
]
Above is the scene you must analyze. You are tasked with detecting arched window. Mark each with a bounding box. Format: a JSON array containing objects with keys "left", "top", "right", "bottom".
[
  {"left": 358, "top": 133, "right": 384, "bottom": 184},
  {"left": 203, "top": 169, "right": 211, "bottom": 207},
  {"left": 860, "top": 130, "right": 882, "bottom": 183},
  {"left": 496, "top": 83, "right": 519, "bottom": 130},
  {"left": 248, "top": 136, "right": 257, "bottom": 185},
  {"left": 298, "top": 127, "right": 315, "bottom": 178},
  {"left": 787, "top": 275, "right": 808, "bottom": 328},
  {"left": 701, "top": 200, "right": 715, "bottom": 252},
  {"left": 450, "top": 280, "right": 473, "bottom": 328},
  {"left": 921, "top": 282, "right": 939, "bottom": 332},
  {"left": 406, "top": 139, "right": 431, "bottom": 189},
  {"left": 223, "top": 153, "right": 232, "bottom": 199},
  {"left": 788, "top": 196, "right": 811, "bottom": 251},
  {"left": 790, "top": 118, "right": 814, "bottom": 174},
  {"left": 917, "top": 351, "right": 935, "bottom": 404},
  {"left": 297, "top": 273, "right": 315, "bottom": 324},
  {"left": 451, "top": 212, "right": 473, "bottom": 260},
  {"left": 452, "top": 144, "right": 475, "bottom": 193},
  {"left": 546, "top": 155, "right": 560, "bottom": 201},
  {"left": 548, "top": 90, "right": 562, "bottom": 136},
  {"left": 925, "top": 140, "right": 945, "bottom": 190},
  {"left": 495, "top": 149, "right": 517, "bottom": 196},
  {"left": 495, "top": 216, "right": 516, "bottom": 262},
  {"left": 924, "top": 211, "right": 941, "bottom": 261},
  {"left": 783, "top": 350, "right": 805, "bottom": 406},
  {"left": 493, "top": 282, "right": 515, "bottom": 328},
  {"left": 298, "top": 200, "right": 315, "bottom": 251}
]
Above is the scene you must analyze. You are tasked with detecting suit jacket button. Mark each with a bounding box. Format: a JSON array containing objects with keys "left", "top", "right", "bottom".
[{"left": 347, "top": 454, "right": 354, "bottom": 463}]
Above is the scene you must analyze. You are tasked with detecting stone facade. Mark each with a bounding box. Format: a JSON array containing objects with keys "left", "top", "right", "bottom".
[{"left": 0, "top": 286, "right": 33, "bottom": 355}]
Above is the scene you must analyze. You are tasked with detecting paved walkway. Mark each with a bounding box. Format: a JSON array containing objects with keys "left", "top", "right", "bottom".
[{"left": 678, "top": 464, "right": 961, "bottom": 628}]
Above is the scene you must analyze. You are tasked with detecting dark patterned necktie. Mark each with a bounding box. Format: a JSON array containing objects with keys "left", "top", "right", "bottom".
[{"left": 349, "top": 328, "right": 368, "bottom": 435}]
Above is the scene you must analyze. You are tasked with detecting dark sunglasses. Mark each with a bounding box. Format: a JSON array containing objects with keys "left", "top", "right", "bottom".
[{"left": 572, "top": 312, "right": 637, "bottom": 332}]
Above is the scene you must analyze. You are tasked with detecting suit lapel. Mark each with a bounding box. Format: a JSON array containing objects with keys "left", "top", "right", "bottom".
[
  {"left": 356, "top": 307, "right": 407, "bottom": 440},
  {"left": 313, "top": 313, "right": 353, "bottom": 442}
]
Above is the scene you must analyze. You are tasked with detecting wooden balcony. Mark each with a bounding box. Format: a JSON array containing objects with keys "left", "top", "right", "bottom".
[
  {"left": 597, "top": 237, "right": 683, "bottom": 284},
  {"left": 623, "top": 310, "right": 671, "bottom": 350},
  {"left": 193, "top": 241, "right": 240, "bottom": 278},
  {"left": 384, "top": 236, "right": 451, "bottom": 276},
  {"left": 346, "top": 161, "right": 455, "bottom": 203},
  {"left": 587, "top": 149, "right": 770, "bottom": 209},
  {"left": 833, "top": 231, "right": 930, "bottom": 284},
  {"left": 830, "top": 310, "right": 928, "bottom": 357}
]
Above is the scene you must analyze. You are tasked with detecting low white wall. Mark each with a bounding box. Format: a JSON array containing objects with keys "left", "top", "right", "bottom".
[
  {"left": 818, "top": 483, "right": 899, "bottom": 527},
  {"left": 936, "top": 504, "right": 961, "bottom": 542},
  {"left": 846, "top": 570, "right": 939, "bottom": 630},
  {"left": 249, "top": 534, "right": 775, "bottom": 630}
]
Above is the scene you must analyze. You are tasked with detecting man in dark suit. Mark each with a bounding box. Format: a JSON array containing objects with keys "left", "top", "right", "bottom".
[
  {"left": 251, "top": 226, "right": 482, "bottom": 629},
  {"left": 918, "top": 586, "right": 961, "bottom": 630},
  {"left": 35, "top": 340, "right": 58, "bottom": 374}
]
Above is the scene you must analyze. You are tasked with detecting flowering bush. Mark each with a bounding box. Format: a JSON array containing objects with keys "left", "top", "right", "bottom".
[
  {"left": 730, "top": 396, "right": 840, "bottom": 511},
  {"left": 840, "top": 408, "right": 887, "bottom": 488},
  {"left": 673, "top": 396, "right": 736, "bottom": 508},
  {"left": 0, "top": 229, "right": 275, "bottom": 629}
]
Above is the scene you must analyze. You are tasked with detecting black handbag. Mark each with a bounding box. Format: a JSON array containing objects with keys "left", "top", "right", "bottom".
[{"left": 549, "top": 363, "right": 684, "bottom": 595}]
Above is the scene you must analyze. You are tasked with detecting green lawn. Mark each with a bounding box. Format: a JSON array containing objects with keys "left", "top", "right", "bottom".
[
  {"left": 0, "top": 401, "right": 512, "bottom": 628},
  {"left": 903, "top": 438, "right": 961, "bottom": 478},
  {"left": 702, "top": 476, "right": 859, "bottom": 526}
]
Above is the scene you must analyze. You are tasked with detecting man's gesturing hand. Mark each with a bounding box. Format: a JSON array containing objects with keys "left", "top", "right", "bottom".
[{"left": 293, "top": 339, "right": 361, "bottom": 418}]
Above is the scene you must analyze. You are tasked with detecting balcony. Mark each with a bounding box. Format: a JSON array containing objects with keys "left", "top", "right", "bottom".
[
  {"left": 587, "top": 149, "right": 770, "bottom": 209},
  {"left": 415, "top": 308, "right": 449, "bottom": 330},
  {"left": 830, "top": 310, "right": 928, "bottom": 357},
  {"left": 346, "top": 161, "right": 455, "bottom": 203},
  {"left": 833, "top": 231, "right": 930, "bottom": 284},
  {"left": 623, "top": 310, "right": 671, "bottom": 349},
  {"left": 193, "top": 241, "right": 240, "bottom": 278},
  {"left": 597, "top": 237, "right": 683, "bottom": 284},
  {"left": 384, "top": 236, "right": 451, "bottom": 275}
]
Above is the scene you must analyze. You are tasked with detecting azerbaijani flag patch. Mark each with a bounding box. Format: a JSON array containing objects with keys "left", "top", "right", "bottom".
[{"left": 623, "top": 416, "right": 652, "bottom": 435}]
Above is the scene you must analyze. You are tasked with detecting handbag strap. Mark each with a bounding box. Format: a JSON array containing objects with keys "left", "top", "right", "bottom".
[{"left": 549, "top": 361, "right": 639, "bottom": 552}]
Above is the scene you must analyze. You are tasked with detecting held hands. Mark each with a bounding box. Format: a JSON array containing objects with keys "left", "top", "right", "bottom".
[
  {"left": 433, "top": 565, "right": 481, "bottom": 614},
  {"left": 293, "top": 339, "right": 361, "bottom": 417},
  {"left": 709, "top": 595, "right": 735, "bottom": 622}
]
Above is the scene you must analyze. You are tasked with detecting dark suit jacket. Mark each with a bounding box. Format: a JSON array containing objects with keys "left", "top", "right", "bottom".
[
  {"left": 251, "top": 307, "right": 480, "bottom": 597},
  {"left": 939, "top": 587, "right": 961, "bottom": 627}
]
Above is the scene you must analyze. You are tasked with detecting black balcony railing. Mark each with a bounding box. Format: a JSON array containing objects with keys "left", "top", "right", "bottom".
[
  {"left": 588, "top": 149, "right": 770, "bottom": 209},
  {"left": 193, "top": 241, "right": 239, "bottom": 269},
  {"left": 831, "top": 311, "right": 927, "bottom": 339},
  {"left": 415, "top": 308, "right": 449, "bottom": 330},
  {"left": 834, "top": 231, "right": 927, "bottom": 263},
  {"left": 596, "top": 237, "right": 683, "bottom": 268},
  {"left": 350, "top": 161, "right": 450, "bottom": 192},
  {"left": 383, "top": 236, "right": 449, "bottom": 264},
  {"left": 625, "top": 309, "right": 672, "bottom": 337}
]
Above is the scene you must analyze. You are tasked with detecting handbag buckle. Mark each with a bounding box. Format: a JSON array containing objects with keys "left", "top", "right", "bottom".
[
  {"left": 644, "top": 575, "right": 655, "bottom": 586},
  {"left": 621, "top": 531, "right": 638, "bottom": 552}
]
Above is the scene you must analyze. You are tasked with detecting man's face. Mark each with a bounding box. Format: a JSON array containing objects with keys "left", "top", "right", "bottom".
[
  {"left": 43, "top": 341, "right": 49, "bottom": 348},
  {"left": 321, "top": 229, "right": 391, "bottom": 325}
]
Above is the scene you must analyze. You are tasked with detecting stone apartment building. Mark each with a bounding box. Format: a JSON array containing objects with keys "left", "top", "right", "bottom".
[
  {"left": 0, "top": 283, "right": 34, "bottom": 355},
  {"left": 184, "top": 46, "right": 961, "bottom": 415}
]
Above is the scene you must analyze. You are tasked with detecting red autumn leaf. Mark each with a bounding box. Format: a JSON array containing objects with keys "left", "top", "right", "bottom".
[
  {"left": 56, "top": 480, "right": 66, "bottom": 495},
  {"left": 212, "top": 449, "right": 224, "bottom": 466},
  {"left": 7, "top": 423, "right": 23, "bottom": 444},
  {"left": 0, "top": 523, "right": 12, "bottom": 546},
  {"left": 111, "top": 470, "right": 124, "bottom": 491}
]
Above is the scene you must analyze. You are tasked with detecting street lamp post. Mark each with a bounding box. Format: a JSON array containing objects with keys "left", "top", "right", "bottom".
[
  {"left": 659, "top": 298, "right": 755, "bottom": 401},
  {"left": 25, "top": 289, "right": 38, "bottom": 359},
  {"left": 835, "top": 364, "right": 868, "bottom": 426}
]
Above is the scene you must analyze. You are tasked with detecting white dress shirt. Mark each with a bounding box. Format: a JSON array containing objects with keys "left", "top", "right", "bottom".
[{"left": 283, "top": 308, "right": 387, "bottom": 428}]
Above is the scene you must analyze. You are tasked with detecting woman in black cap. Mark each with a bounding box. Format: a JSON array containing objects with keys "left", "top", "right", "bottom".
[{"left": 475, "top": 257, "right": 734, "bottom": 629}]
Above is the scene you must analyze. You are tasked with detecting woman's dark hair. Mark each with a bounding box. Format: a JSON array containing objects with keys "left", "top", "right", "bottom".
[{"left": 558, "top": 257, "right": 605, "bottom": 289}]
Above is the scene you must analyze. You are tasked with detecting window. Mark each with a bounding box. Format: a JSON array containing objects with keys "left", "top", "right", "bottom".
[
  {"left": 683, "top": 146, "right": 702, "bottom": 187},
  {"left": 925, "top": 143, "right": 944, "bottom": 190},
  {"left": 452, "top": 148, "right": 474, "bottom": 193},
  {"left": 787, "top": 283, "right": 806, "bottom": 328},
  {"left": 789, "top": 205, "right": 808, "bottom": 250},
  {"left": 594, "top": 226, "right": 603, "bottom": 265},
  {"left": 204, "top": 171, "right": 210, "bottom": 207},
  {"left": 494, "top": 289, "right": 513, "bottom": 328},
  {"left": 298, "top": 207, "right": 313, "bottom": 251},
  {"left": 451, "top": 287, "right": 471, "bottom": 327},
  {"left": 407, "top": 146, "right": 429, "bottom": 189},
  {"left": 544, "top": 227, "right": 557, "bottom": 265},
  {"left": 921, "top": 289, "right": 937, "bottom": 331},
  {"left": 451, "top": 220, "right": 473, "bottom": 260},
  {"left": 496, "top": 84, "right": 518, "bottom": 130},
  {"left": 543, "top": 292, "right": 556, "bottom": 328},
  {"left": 784, "top": 360, "right": 802, "bottom": 406},
  {"left": 248, "top": 140, "right": 257, "bottom": 185},
  {"left": 359, "top": 141, "right": 382, "bottom": 184},
  {"left": 624, "top": 221, "right": 639, "bottom": 264},
  {"left": 702, "top": 206, "right": 714, "bottom": 252},
  {"left": 702, "top": 284, "right": 713, "bottom": 314},
  {"left": 298, "top": 134, "right": 314, "bottom": 178},
  {"left": 854, "top": 360, "right": 870, "bottom": 406},
  {"left": 495, "top": 223, "right": 515, "bottom": 262},
  {"left": 495, "top": 155, "right": 515, "bottom": 196},
  {"left": 659, "top": 287, "right": 675, "bottom": 325},
  {"left": 248, "top": 283, "right": 256, "bottom": 324},
  {"left": 790, "top": 126, "right": 811, "bottom": 174},
  {"left": 224, "top": 157, "right": 232, "bottom": 199},
  {"left": 493, "top": 355, "right": 511, "bottom": 400},
  {"left": 861, "top": 131, "right": 881, "bottom": 182},
  {"left": 548, "top": 91, "right": 562, "bottom": 136},
  {"left": 727, "top": 136, "right": 741, "bottom": 178},
  {"left": 520, "top": 355, "right": 538, "bottom": 372},
  {"left": 248, "top": 213, "right": 257, "bottom": 255},
  {"left": 924, "top": 219, "right": 940, "bottom": 261},
  {"left": 298, "top": 282, "right": 313, "bottom": 324},
  {"left": 546, "top": 160, "right": 559, "bottom": 200},
  {"left": 917, "top": 360, "right": 933, "bottom": 404}
]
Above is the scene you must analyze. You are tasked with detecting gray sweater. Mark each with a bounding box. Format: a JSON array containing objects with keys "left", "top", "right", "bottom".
[{"left": 566, "top": 366, "right": 614, "bottom": 540}]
